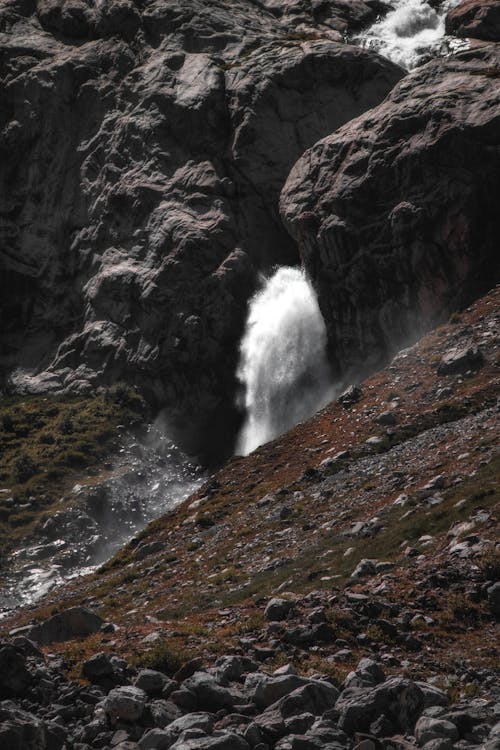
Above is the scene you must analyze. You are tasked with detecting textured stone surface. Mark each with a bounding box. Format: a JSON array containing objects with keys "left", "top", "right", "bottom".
[
  {"left": 280, "top": 45, "right": 500, "bottom": 379},
  {"left": 0, "top": 0, "right": 401, "bottom": 458},
  {"left": 23, "top": 606, "right": 103, "bottom": 645},
  {"left": 446, "top": 0, "right": 500, "bottom": 41}
]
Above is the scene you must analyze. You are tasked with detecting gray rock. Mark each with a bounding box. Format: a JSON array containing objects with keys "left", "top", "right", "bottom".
[
  {"left": 166, "top": 712, "right": 216, "bottom": 739},
  {"left": 436, "top": 346, "right": 484, "bottom": 376},
  {"left": 23, "top": 607, "right": 104, "bottom": 645},
  {"left": 215, "top": 655, "right": 258, "bottom": 684},
  {"left": 249, "top": 674, "right": 309, "bottom": 709},
  {"left": 0, "top": 645, "right": 32, "bottom": 698},
  {"left": 103, "top": 686, "right": 148, "bottom": 722},
  {"left": 150, "top": 699, "right": 182, "bottom": 728},
  {"left": 415, "top": 716, "right": 459, "bottom": 745},
  {"left": 182, "top": 672, "right": 238, "bottom": 711},
  {"left": 134, "top": 669, "right": 169, "bottom": 696},
  {"left": 264, "top": 598, "right": 295, "bottom": 622},
  {"left": 0, "top": 704, "right": 66, "bottom": 750},
  {"left": 270, "top": 680, "right": 339, "bottom": 718},
  {"left": 139, "top": 728, "right": 173, "bottom": 750},
  {"left": 351, "top": 559, "right": 377, "bottom": 580},
  {"left": 487, "top": 582, "right": 500, "bottom": 616},
  {"left": 416, "top": 683, "right": 449, "bottom": 709},
  {"left": 282, "top": 622, "right": 334, "bottom": 647},
  {"left": 421, "top": 740, "right": 453, "bottom": 750},
  {"left": 82, "top": 652, "right": 114, "bottom": 683},
  {"left": 336, "top": 677, "right": 425, "bottom": 735},
  {"left": 169, "top": 732, "right": 249, "bottom": 750},
  {"left": 375, "top": 410, "right": 397, "bottom": 425},
  {"left": 280, "top": 45, "right": 499, "bottom": 381}
]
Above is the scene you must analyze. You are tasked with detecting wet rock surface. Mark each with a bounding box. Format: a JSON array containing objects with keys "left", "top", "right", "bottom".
[
  {"left": 0, "top": 0, "right": 402, "bottom": 457},
  {"left": 280, "top": 44, "right": 500, "bottom": 379}
]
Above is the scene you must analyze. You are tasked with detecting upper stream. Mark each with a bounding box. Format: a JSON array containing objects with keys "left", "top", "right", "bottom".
[{"left": 357, "top": 0, "right": 464, "bottom": 69}]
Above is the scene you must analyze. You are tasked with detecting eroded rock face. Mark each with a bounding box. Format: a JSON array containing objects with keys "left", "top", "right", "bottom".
[
  {"left": 0, "top": 0, "right": 402, "bottom": 458},
  {"left": 446, "top": 0, "right": 500, "bottom": 41},
  {"left": 280, "top": 45, "right": 500, "bottom": 379}
]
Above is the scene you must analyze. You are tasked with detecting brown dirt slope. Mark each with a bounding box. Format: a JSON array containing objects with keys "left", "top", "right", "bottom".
[{"left": 3, "top": 284, "right": 499, "bottom": 693}]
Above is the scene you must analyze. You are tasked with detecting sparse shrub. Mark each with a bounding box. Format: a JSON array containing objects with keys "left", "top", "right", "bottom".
[
  {"left": 13, "top": 454, "right": 38, "bottom": 482},
  {"left": 448, "top": 593, "right": 478, "bottom": 622},
  {"left": 59, "top": 415, "right": 74, "bottom": 434},
  {"left": 138, "top": 640, "right": 190, "bottom": 676},
  {"left": 365, "top": 624, "right": 384, "bottom": 642},
  {"left": 196, "top": 512, "right": 215, "bottom": 529},
  {"left": 106, "top": 383, "right": 144, "bottom": 411},
  {"left": 39, "top": 433, "right": 55, "bottom": 444},
  {"left": 1, "top": 414, "right": 14, "bottom": 432},
  {"left": 57, "top": 450, "right": 87, "bottom": 467}
]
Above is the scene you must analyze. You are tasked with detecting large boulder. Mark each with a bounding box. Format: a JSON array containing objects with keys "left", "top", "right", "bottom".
[
  {"left": 280, "top": 45, "right": 500, "bottom": 379},
  {"left": 0, "top": 0, "right": 402, "bottom": 458},
  {"left": 335, "top": 677, "right": 425, "bottom": 735},
  {"left": 446, "top": 0, "right": 500, "bottom": 41},
  {"left": 103, "top": 685, "right": 148, "bottom": 722},
  {"left": 24, "top": 606, "right": 103, "bottom": 645},
  {"left": 0, "top": 704, "right": 66, "bottom": 750},
  {"left": 0, "top": 644, "right": 31, "bottom": 698}
]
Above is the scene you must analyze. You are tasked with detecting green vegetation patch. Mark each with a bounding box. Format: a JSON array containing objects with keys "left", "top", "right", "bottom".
[{"left": 0, "top": 384, "right": 148, "bottom": 555}]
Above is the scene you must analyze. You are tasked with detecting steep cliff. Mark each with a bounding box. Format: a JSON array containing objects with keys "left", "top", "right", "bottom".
[
  {"left": 0, "top": 0, "right": 402, "bottom": 457},
  {"left": 280, "top": 44, "right": 500, "bottom": 379}
]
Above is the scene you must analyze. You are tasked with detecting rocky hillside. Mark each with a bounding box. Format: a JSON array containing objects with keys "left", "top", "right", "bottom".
[
  {"left": 1, "top": 1, "right": 500, "bottom": 749},
  {"left": 1, "top": 283, "right": 498, "bottom": 750}
]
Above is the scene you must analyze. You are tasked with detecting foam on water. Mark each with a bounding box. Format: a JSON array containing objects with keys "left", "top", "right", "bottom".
[
  {"left": 357, "top": 0, "right": 463, "bottom": 70},
  {"left": 0, "top": 421, "right": 203, "bottom": 617},
  {"left": 236, "top": 266, "right": 334, "bottom": 456}
]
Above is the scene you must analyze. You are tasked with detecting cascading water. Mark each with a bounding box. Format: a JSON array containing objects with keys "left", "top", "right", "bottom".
[
  {"left": 356, "top": 0, "right": 463, "bottom": 70},
  {"left": 236, "top": 266, "right": 334, "bottom": 456},
  {"left": 0, "top": 419, "right": 203, "bottom": 616}
]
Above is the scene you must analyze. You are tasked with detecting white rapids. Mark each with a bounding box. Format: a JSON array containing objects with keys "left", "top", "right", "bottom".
[
  {"left": 356, "top": 0, "right": 464, "bottom": 70},
  {"left": 236, "top": 266, "right": 334, "bottom": 456}
]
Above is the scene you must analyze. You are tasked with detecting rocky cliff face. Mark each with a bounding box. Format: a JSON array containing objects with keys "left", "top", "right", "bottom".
[
  {"left": 0, "top": 0, "right": 402, "bottom": 458},
  {"left": 280, "top": 43, "right": 500, "bottom": 379}
]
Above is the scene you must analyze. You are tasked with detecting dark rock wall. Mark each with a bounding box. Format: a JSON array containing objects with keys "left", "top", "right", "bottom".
[
  {"left": 280, "top": 44, "right": 500, "bottom": 380},
  {"left": 0, "top": 0, "right": 402, "bottom": 458}
]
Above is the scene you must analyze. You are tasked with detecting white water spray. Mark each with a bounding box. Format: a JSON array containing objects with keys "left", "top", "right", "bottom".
[
  {"left": 357, "top": 0, "right": 463, "bottom": 70},
  {"left": 236, "top": 266, "right": 334, "bottom": 456}
]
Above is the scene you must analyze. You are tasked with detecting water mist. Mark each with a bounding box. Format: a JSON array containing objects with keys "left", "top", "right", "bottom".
[{"left": 236, "top": 266, "right": 334, "bottom": 456}]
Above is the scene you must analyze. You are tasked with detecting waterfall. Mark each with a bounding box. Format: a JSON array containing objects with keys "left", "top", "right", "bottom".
[
  {"left": 236, "top": 266, "right": 334, "bottom": 456},
  {"left": 356, "top": 0, "right": 462, "bottom": 70}
]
